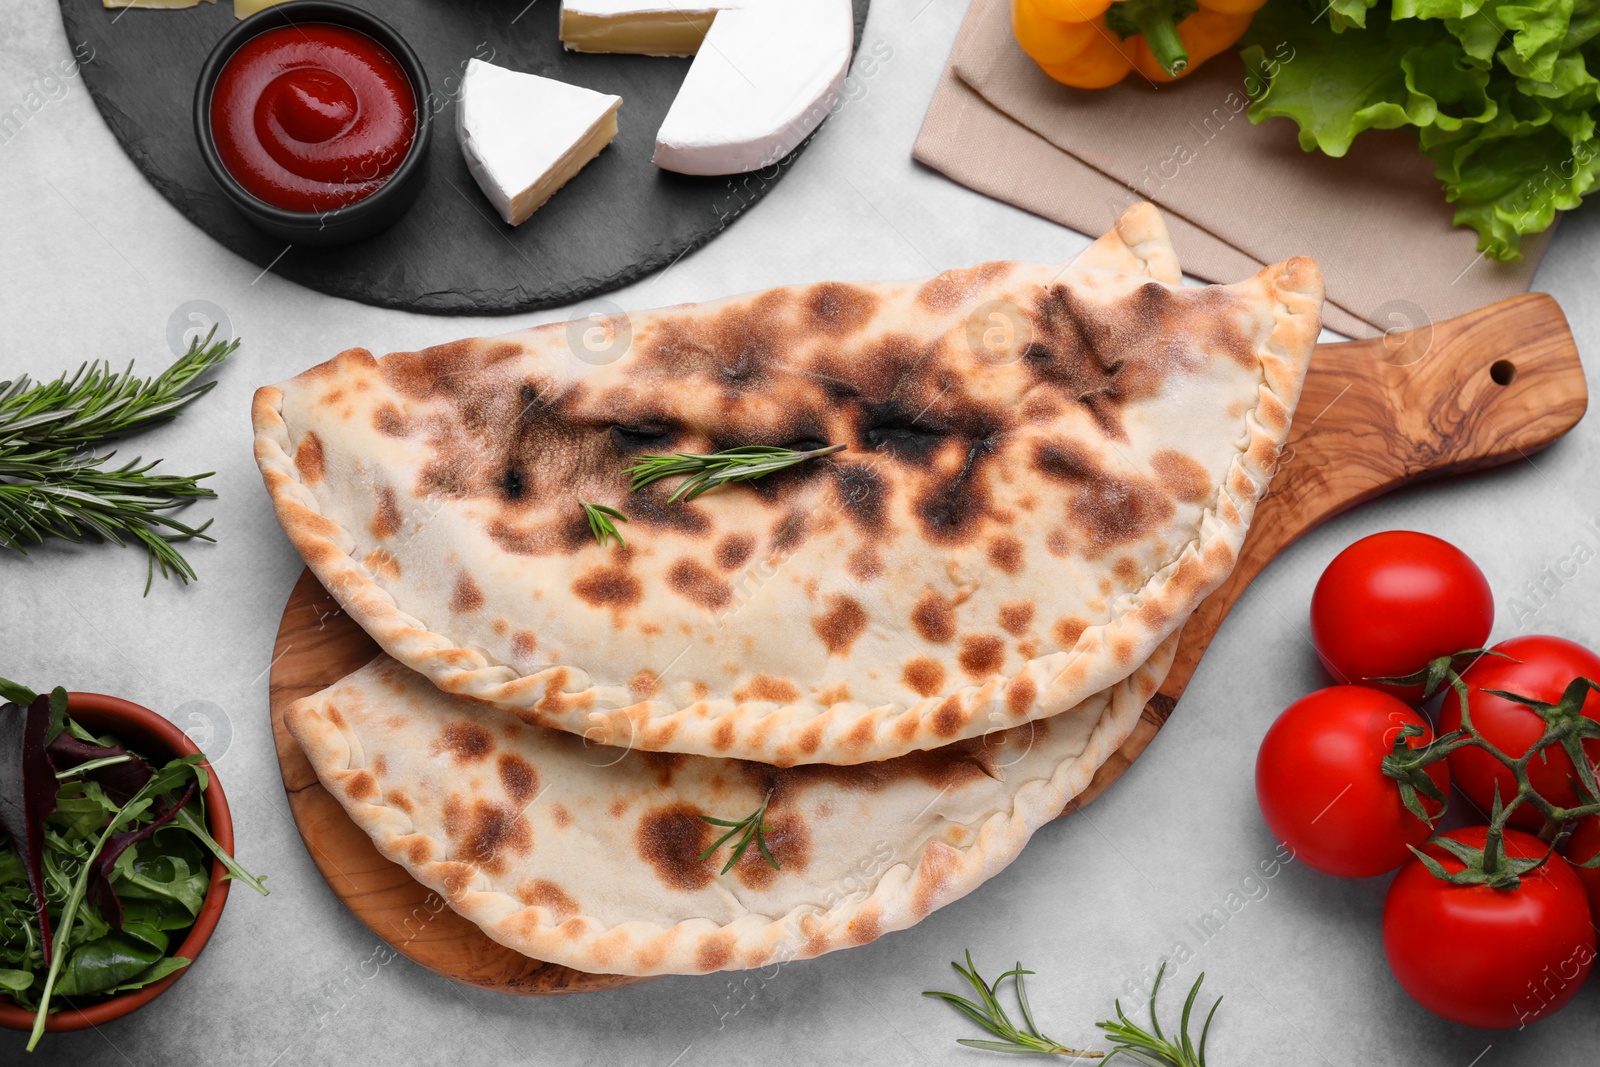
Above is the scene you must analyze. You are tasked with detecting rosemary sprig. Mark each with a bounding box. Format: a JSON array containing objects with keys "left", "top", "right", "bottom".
[
  {"left": 0, "top": 332, "right": 233, "bottom": 592},
  {"left": 0, "top": 449, "right": 216, "bottom": 594},
  {"left": 626, "top": 444, "right": 845, "bottom": 503},
  {"left": 1097, "top": 963, "right": 1219, "bottom": 1067},
  {"left": 698, "top": 788, "right": 779, "bottom": 875},
  {"left": 580, "top": 500, "right": 629, "bottom": 548},
  {"left": 923, "top": 951, "right": 1102, "bottom": 1058},
  {"left": 926, "top": 955, "right": 1222, "bottom": 1065},
  {"left": 0, "top": 330, "right": 236, "bottom": 448}
]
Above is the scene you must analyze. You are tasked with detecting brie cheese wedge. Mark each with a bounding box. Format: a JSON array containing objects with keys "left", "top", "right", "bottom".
[
  {"left": 652, "top": 0, "right": 853, "bottom": 175},
  {"left": 456, "top": 59, "right": 622, "bottom": 227},
  {"left": 560, "top": 0, "right": 730, "bottom": 56}
]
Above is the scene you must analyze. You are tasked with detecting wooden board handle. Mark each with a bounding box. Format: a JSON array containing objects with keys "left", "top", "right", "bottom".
[
  {"left": 1067, "top": 293, "right": 1587, "bottom": 812},
  {"left": 1243, "top": 291, "right": 1587, "bottom": 571}
]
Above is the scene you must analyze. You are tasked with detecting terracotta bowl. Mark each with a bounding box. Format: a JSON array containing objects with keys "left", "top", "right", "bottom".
[{"left": 0, "top": 692, "right": 235, "bottom": 1033}]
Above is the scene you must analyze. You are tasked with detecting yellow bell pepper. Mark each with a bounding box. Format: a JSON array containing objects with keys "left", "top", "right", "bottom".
[{"left": 1012, "top": 0, "right": 1266, "bottom": 88}]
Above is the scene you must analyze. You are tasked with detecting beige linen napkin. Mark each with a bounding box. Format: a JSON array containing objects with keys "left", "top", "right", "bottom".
[{"left": 913, "top": 0, "right": 1552, "bottom": 336}]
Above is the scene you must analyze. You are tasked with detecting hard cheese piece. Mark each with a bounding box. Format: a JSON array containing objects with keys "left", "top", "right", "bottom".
[
  {"left": 559, "top": 0, "right": 729, "bottom": 56},
  {"left": 456, "top": 59, "right": 622, "bottom": 227},
  {"left": 653, "top": 0, "right": 854, "bottom": 175},
  {"left": 234, "top": 0, "right": 288, "bottom": 16}
]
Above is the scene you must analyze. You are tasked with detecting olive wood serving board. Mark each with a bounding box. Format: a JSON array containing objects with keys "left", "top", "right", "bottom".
[{"left": 268, "top": 292, "right": 1587, "bottom": 995}]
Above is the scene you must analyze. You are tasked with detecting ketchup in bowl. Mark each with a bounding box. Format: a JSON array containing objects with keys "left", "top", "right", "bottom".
[{"left": 210, "top": 23, "right": 417, "bottom": 213}]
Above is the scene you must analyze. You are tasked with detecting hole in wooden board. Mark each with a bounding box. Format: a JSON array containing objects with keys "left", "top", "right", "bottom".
[{"left": 1490, "top": 360, "right": 1517, "bottom": 386}]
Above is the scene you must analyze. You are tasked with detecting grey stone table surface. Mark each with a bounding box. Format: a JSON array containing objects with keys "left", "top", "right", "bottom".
[{"left": 3, "top": 0, "right": 1599, "bottom": 1062}]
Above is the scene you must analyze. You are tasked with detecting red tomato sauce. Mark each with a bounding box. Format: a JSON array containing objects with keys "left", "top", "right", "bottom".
[{"left": 210, "top": 24, "right": 416, "bottom": 212}]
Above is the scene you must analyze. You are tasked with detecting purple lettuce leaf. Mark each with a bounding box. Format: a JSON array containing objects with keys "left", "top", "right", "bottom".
[
  {"left": 88, "top": 783, "right": 197, "bottom": 930},
  {"left": 0, "top": 695, "right": 59, "bottom": 964},
  {"left": 46, "top": 734, "right": 154, "bottom": 805}
]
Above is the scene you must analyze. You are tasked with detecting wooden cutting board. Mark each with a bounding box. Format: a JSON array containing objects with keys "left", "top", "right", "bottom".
[{"left": 268, "top": 293, "right": 1587, "bottom": 995}]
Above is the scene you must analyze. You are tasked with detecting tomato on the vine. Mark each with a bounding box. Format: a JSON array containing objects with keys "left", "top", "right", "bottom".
[
  {"left": 1309, "top": 531, "right": 1493, "bottom": 700},
  {"left": 1563, "top": 815, "right": 1600, "bottom": 925},
  {"left": 1382, "top": 826, "right": 1595, "bottom": 1029},
  {"left": 1438, "top": 635, "right": 1600, "bottom": 830},
  {"left": 1255, "top": 686, "right": 1447, "bottom": 877}
]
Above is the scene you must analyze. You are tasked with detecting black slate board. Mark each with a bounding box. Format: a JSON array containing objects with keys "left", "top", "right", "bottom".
[{"left": 58, "top": 0, "right": 869, "bottom": 314}]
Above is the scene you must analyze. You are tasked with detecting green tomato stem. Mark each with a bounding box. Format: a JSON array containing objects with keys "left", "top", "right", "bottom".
[{"left": 1381, "top": 663, "right": 1600, "bottom": 889}]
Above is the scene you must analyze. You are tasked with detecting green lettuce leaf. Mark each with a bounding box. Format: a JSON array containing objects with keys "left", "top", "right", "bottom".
[
  {"left": 1495, "top": 0, "right": 1578, "bottom": 80},
  {"left": 1245, "top": 0, "right": 1600, "bottom": 257},
  {"left": 1331, "top": 0, "right": 1383, "bottom": 30},
  {"left": 1244, "top": 5, "right": 1495, "bottom": 154},
  {"left": 1395, "top": 0, "right": 1489, "bottom": 19},
  {"left": 1422, "top": 85, "right": 1600, "bottom": 254}
]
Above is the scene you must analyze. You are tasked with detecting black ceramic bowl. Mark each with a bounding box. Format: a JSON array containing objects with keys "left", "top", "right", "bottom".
[{"left": 193, "top": 1, "right": 432, "bottom": 247}]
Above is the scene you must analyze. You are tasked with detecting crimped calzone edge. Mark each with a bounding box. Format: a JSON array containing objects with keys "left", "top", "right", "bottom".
[{"left": 255, "top": 205, "right": 1322, "bottom": 766}]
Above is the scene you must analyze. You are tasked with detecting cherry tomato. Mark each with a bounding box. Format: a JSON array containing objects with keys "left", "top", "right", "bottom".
[
  {"left": 1255, "top": 686, "right": 1447, "bottom": 877},
  {"left": 1310, "top": 532, "right": 1493, "bottom": 700},
  {"left": 1438, "top": 635, "right": 1600, "bottom": 830},
  {"left": 1566, "top": 815, "right": 1600, "bottom": 926},
  {"left": 1383, "top": 826, "right": 1595, "bottom": 1028}
]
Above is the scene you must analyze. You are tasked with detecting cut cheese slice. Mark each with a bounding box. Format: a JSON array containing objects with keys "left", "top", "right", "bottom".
[
  {"left": 652, "top": 0, "right": 854, "bottom": 175},
  {"left": 456, "top": 59, "right": 622, "bottom": 227},
  {"left": 560, "top": 0, "right": 730, "bottom": 56}
]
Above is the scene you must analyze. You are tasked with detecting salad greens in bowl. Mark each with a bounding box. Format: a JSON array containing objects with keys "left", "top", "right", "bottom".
[{"left": 0, "top": 680, "right": 266, "bottom": 1050}]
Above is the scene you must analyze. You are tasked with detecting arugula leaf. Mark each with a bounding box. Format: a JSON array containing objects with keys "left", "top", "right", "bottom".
[
  {"left": 173, "top": 805, "right": 269, "bottom": 897},
  {"left": 114, "top": 838, "right": 209, "bottom": 917},
  {"left": 0, "top": 677, "right": 37, "bottom": 708},
  {"left": 90, "top": 783, "right": 196, "bottom": 929},
  {"left": 0, "top": 968, "right": 33, "bottom": 992},
  {"left": 49, "top": 789, "right": 114, "bottom": 842},
  {"left": 118, "top": 897, "right": 198, "bottom": 932}
]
